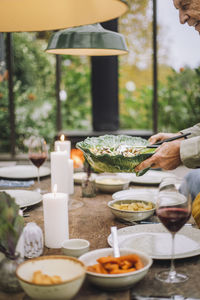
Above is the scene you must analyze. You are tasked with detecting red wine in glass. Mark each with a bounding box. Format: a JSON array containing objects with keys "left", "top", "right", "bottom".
[
  {"left": 28, "top": 137, "right": 48, "bottom": 193},
  {"left": 29, "top": 153, "right": 47, "bottom": 168},
  {"left": 155, "top": 177, "right": 192, "bottom": 283},
  {"left": 157, "top": 207, "right": 191, "bottom": 234}
]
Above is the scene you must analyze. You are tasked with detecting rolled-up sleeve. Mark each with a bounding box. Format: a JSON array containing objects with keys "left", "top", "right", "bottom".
[
  {"left": 180, "top": 123, "right": 200, "bottom": 138},
  {"left": 180, "top": 136, "right": 200, "bottom": 168}
]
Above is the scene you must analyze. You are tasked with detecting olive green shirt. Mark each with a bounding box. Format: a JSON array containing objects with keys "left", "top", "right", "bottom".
[{"left": 180, "top": 123, "right": 200, "bottom": 168}]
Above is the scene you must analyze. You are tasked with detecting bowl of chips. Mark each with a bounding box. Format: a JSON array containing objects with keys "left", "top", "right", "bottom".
[
  {"left": 79, "top": 248, "right": 152, "bottom": 290},
  {"left": 16, "top": 255, "right": 86, "bottom": 300},
  {"left": 108, "top": 199, "right": 155, "bottom": 222}
]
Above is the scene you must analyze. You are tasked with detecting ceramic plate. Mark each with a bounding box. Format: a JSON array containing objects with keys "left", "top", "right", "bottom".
[
  {"left": 0, "top": 161, "right": 17, "bottom": 168},
  {"left": 73, "top": 172, "right": 97, "bottom": 184},
  {"left": 107, "top": 224, "right": 200, "bottom": 260},
  {"left": 117, "top": 170, "right": 175, "bottom": 185},
  {"left": 0, "top": 165, "right": 50, "bottom": 179},
  {"left": 112, "top": 188, "right": 157, "bottom": 203},
  {"left": 0, "top": 189, "right": 42, "bottom": 208}
]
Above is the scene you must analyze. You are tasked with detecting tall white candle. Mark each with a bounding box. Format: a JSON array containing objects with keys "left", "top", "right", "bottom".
[
  {"left": 43, "top": 191, "right": 69, "bottom": 248},
  {"left": 69, "top": 158, "right": 74, "bottom": 194},
  {"left": 55, "top": 134, "right": 71, "bottom": 158},
  {"left": 51, "top": 151, "right": 72, "bottom": 194}
]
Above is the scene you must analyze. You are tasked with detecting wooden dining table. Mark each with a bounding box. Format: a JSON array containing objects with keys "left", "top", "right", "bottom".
[{"left": 0, "top": 175, "right": 200, "bottom": 300}]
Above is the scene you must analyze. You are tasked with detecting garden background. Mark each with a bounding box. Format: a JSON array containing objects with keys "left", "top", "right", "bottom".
[{"left": 0, "top": 0, "right": 200, "bottom": 153}]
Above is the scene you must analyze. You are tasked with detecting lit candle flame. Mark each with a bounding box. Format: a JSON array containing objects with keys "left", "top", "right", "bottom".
[
  {"left": 60, "top": 134, "right": 65, "bottom": 142},
  {"left": 53, "top": 184, "right": 57, "bottom": 199}
]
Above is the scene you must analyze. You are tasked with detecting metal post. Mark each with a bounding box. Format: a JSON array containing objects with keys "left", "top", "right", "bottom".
[
  {"left": 56, "top": 54, "right": 62, "bottom": 131},
  {"left": 91, "top": 19, "right": 119, "bottom": 131},
  {"left": 6, "top": 33, "right": 15, "bottom": 157},
  {"left": 153, "top": 0, "right": 158, "bottom": 134}
]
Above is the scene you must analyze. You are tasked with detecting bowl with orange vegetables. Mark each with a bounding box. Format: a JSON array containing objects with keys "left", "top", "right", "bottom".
[{"left": 79, "top": 248, "right": 152, "bottom": 290}]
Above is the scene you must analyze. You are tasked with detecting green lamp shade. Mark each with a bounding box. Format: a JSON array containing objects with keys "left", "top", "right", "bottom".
[
  {"left": 46, "top": 24, "right": 128, "bottom": 56},
  {"left": 0, "top": 0, "right": 128, "bottom": 32}
]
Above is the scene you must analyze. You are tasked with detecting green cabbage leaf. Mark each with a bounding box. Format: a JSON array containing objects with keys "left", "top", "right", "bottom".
[{"left": 76, "top": 135, "right": 156, "bottom": 176}]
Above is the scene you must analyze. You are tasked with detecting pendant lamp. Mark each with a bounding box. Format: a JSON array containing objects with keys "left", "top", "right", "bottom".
[
  {"left": 46, "top": 23, "right": 128, "bottom": 56},
  {"left": 0, "top": 0, "right": 128, "bottom": 32}
]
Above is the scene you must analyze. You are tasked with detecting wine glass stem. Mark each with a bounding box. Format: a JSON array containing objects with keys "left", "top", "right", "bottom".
[
  {"left": 169, "top": 233, "right": 176, "bottom": 280},
  {"left": 37, "top": 167, "right": 40, "bottom": 188}
]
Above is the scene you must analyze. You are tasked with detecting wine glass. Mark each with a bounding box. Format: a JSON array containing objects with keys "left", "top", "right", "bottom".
[
  {"left": 155, "top": 176, "right": 192, "bottom": 283},
  {"left": 28, "top": 136, "right": 48, "bottom": 194}
]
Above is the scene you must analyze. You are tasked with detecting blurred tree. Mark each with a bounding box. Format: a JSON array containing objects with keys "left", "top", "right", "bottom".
[
  {"left": 118, "top": 0, "right": 172, "bottom": 128},
  {"left": 1, "top": 1, "right": 198, "bottom": 154},
  {"left": 158, "top": 67, "right": 200, "bottom": 132},
  {"left": 59, "top": 55, "right": 91, "bottom": 130},
  {"left": 0, "top": 33, "right": 91, "bottom": 153},
  {"left": 120, "top": 67, "right": 200, "bottom": 132}
]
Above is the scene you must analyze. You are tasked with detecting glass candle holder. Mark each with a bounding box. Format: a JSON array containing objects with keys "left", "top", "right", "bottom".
[{"left": 81, "top": 175, "right": 96, "bottom": 198}]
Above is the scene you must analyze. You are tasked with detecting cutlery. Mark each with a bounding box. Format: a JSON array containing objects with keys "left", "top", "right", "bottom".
[
  {"left": 132, "top": 294, "right": 199, "bottom": 300},
  {"left": 23, "top": 213, "right": 30, "bottom": 218},
  {"left": 120, "top": 220, "right": 193, "bottom": 226},
  {"left": 111, "top": 226, "right": 120, "bottom": 257},
  {"left": 133, "top": 133, "right": 191, "bottom": 149},
  {"left": 147, "top": 132, "right": 191, "bottom": 148},
  {"left": 139, "top": 221, "right": 192, "bottom": 226},
  {"left": 21, "top": 207, "right": 28, "bottom": 212},
  {"left": 21, "top": 207, "right": 30, "bottom": 218}
]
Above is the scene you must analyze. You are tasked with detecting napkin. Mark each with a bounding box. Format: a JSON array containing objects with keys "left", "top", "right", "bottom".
[
  {"left": 192, "top": 192, "right": 200, "bottom": 228},
  {"left": 0, "top": 179, "right": 34, "bottom": 188}
]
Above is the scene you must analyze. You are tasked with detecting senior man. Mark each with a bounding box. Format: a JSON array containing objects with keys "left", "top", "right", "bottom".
[{"left": 135, "top": 0, "right": 200, "bottom": 199}]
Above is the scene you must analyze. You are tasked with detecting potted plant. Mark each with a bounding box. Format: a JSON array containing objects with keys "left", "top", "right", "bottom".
[{"left": 0, "top": 191, "right": 24, "bottom": 292}]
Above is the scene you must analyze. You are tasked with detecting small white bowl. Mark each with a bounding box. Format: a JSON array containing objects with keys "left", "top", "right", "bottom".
[
  {"left": 95, "top": 176, "right": 129, "bottom": 193},
  {"left": 73, "top": 172, "right": 97, "bottom": 184},
  {"left": 62, "top": 239, "right": 90, "bottom": 258},
  {"left": 108, "top": 199, "right": 155, "bottom": 222},
  {"left": 79, "top": 248, "right": 152, "bottom": 290},
  {"left": 16, "top": 255, "right": 86, "bottom": 300}
]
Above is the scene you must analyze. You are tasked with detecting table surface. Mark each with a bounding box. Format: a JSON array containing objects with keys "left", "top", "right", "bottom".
[{"left": 0, "top": 176, "right": 200, "bottom": 300}]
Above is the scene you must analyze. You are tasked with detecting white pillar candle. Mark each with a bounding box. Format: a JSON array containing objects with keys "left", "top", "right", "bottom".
[
  {"left": 51, "top": 151, "right": 72, "bottom": 194},
  {"left": 43, "top": 192, "right": 69, "bottom": 248},
  {"left": 55, "top": 134, "right": 71, "bottom": 158},
  {"left": 69, "top": 158, "right": 74, "bottom": 195}
]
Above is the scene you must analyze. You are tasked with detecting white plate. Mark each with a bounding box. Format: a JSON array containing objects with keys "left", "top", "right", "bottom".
[
  {"left": 0, "top": 189, "right": 42, "bottom": 208},
  {"left": 112, "top": 188, "right": 158, "bottom": 203},
  {"left": 107, "top": 224, "right": 200, "bottom": 260},
  {"left": 73, "top": 172, "right": 97, "bottom": 184},
  {"left": 117, "top": 170, "right": 174, "bottom": 185},
  {"left": 0, "top": 161, "right": 17, "bottom": 168},
  {"left": 0, "top": 165, "right": 50, "bottom": 179}
]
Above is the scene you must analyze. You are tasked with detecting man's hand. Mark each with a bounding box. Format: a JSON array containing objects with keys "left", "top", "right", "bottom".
[
  {"left": 149, "top": 132, "right": 179, "bottom": 145},
  {"left": 135, "top": 140, "right": 182, "bottom": 172}
]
